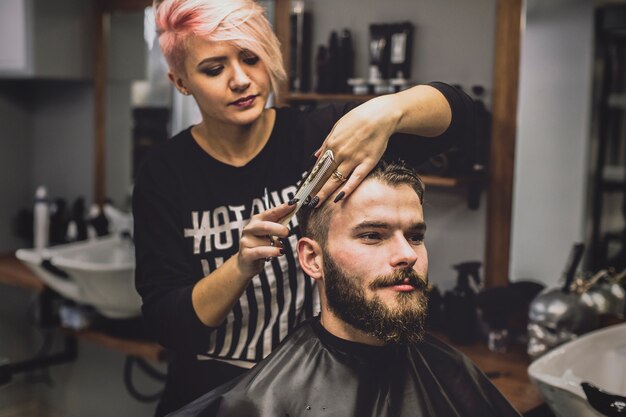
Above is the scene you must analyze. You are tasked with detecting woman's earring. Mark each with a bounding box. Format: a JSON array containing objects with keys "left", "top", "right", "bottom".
[{"left": 179, "top": 88, "right": 190, "bottom": 96}]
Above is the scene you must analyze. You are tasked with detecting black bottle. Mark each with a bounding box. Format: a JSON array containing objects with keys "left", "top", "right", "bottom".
[
  {"left": 443, "top": 261, "right": 482, "bottom": 345},
  {"left": 327, "top": 31, "right": 339, "bottom": 92},
  {"left": 315, "top": 45, "right": 330, "bottom": 93},
  {"left": 337, "top": 29, "right": 354, "bottom": 93},
  {"left": 425, "top": 285, "right": 445, "bottom": 331},
  {"left": 49, "top": 198, "right": 69, "bottom": 245},
  {"left": 90, "top": 205, "right": 110, "bottom": 237},
  {"left": 70, "top": 197, "right": 88, "bottom": 242}
]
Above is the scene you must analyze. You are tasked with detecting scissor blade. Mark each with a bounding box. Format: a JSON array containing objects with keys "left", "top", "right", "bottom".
[{"left": 278, "top": 149, "right": 336, "bottom": 227}]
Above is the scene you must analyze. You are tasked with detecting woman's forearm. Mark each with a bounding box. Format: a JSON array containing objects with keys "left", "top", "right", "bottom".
[
  {"left": 191, "top": 255, "right": 253, "bottom": 327},
  {"left": 385, "top": 84, "right": 453, "bottom": 137}
]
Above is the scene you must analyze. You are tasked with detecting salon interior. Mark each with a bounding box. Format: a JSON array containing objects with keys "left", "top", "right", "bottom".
[{"left": 0, "top": 0, "right": 625, "bottom": 416}]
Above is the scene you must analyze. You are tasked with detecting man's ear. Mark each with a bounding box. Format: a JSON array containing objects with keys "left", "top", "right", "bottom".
[{"left": 297, "top": 237, "right": 323, "bottom": 280}]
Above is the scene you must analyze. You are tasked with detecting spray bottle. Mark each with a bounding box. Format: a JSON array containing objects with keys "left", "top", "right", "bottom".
[
  {"left": 33, "top": 186, "right": 50, "bottom": 252},
  {"left": 443, "top": 261, "right": 482, "bottom": 345}
]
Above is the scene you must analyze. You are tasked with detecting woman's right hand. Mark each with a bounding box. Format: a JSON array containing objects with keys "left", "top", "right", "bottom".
[{"left": 237, "top": 202, "right": 296, "bottom": 277}]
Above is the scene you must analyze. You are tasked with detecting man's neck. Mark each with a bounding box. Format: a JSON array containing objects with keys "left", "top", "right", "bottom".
[{"left": 319, "top": 309, "right": 386, "bottom": 346}]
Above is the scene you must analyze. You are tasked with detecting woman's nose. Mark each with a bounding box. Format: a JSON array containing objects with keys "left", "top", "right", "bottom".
[{"left": 229, "top": 63, "right": 251, "bottom": 91}]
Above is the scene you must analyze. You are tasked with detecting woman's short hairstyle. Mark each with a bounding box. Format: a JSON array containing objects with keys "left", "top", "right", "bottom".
[{"left": 154, "top": 0, "right": 286, "bottom": 96}]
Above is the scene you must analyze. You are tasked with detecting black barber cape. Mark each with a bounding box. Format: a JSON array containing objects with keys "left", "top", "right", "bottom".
[{"left": 169, "top": 317, "right": 521, "bottom": 417}]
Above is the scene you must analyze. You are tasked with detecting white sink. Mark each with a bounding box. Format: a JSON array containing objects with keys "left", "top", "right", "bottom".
[
  {"left": 528, "top": 322, "right": 626, "bottom": 417},
  {"left": 16, "top": 235, "right": 141, "bottom": 319}
]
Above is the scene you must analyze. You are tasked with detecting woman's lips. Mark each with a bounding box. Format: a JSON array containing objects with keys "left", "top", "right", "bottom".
[{"left": 230, "top": 95, "right": 257, "bottom": 108}]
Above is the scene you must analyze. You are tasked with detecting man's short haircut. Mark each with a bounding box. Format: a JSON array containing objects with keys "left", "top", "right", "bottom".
[
  {"left": 154, "top": 0, "right": 286, "bottom": 97},
  {"left": 297, "top": 160, "right": 425, "bottom": 245}
]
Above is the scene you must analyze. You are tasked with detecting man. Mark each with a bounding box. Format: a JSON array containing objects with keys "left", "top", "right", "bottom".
[{"left": 169, "top": 161, "right": 521, "bottom": 417}]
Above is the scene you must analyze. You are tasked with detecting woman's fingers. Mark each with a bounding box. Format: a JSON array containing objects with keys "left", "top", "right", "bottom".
[
  {"left": 240, "top": 244, "right": 284, "bottom": 261},
  {"left": 257, "top": 201, "right": 297, "bottom": 224},
  {"left": 309, "top": 158, "right": 377, "bottom": 207},
  {"left": 328, "top": 164, "right": 370, "bottom": 203},
  {"left": 243, "top": 203, "right": 295, "bottom": 243},
  {"left": 237, "top": 202, "right": 296, "bottom": 275}
]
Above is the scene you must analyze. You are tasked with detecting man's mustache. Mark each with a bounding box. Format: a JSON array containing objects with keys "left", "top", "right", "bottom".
[{"left": 368, "top": 269, "right": 428, "bottom": 291}]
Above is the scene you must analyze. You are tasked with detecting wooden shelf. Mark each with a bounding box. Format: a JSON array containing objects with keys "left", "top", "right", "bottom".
[
  {"left": 0, "top": 253, "right": 45, "bottom": 293},
  {"left": 421, "top": 174, "right": 480, "bottom": 188}
]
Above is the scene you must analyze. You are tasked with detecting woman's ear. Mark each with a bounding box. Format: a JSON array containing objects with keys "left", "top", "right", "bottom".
[
  {"left": 297, "top": 237, "right": 323, "bottom": 280},
  {"left": 168, "top": 72, "right": 190, "bottom": 96}
]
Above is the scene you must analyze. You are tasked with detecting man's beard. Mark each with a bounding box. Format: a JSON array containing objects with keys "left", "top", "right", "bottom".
[{"left": 323, "top": 251, "right": 429, "bottom": 345}]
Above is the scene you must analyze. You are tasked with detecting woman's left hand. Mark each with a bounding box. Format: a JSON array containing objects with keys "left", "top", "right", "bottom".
[{"left": 311, "top": 95, "right": 401, "bottom": 205}]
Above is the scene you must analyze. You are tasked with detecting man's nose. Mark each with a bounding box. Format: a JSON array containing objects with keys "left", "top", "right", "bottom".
[
  {"left": 229, "top": 63, "right": 251, "bottom": 91},
  {"left": 390, "top": 236, "right": 418, "bottom": 269}
]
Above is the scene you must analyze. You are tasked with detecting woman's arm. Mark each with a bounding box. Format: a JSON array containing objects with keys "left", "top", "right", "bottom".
[
  {"left": 391, "top": 84, "right": 451, "bottom": 136},
  {"left": 311, "top": 83, "right": 468, "bottom": 205},
  {"left": 191, "top": 202, "right": 294, "bottom": 327}
]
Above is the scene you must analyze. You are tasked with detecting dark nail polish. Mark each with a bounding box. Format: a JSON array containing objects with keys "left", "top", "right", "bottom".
[
  {"left": 333, "top": 191, "right": 345, "bottom": 203},
  {"left": 279, "top": 248, "right": 285, "bottom": 255},
  {"left": 308, "top": 196, "right": 320, "bottom": 208},
  {"left": 288, "top": 198, "right": 299, "bottom": 206}
]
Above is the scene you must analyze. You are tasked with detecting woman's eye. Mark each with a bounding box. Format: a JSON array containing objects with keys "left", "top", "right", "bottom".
[
  {"left": 202, "top": 66, "right": 223, "bottom": 77},
  {"left": 243, "top": 55, "right": 260, "bottom": 65}
]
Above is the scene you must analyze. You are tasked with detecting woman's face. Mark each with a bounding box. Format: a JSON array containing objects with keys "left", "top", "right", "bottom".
[{"left": 174, "top": 37, "right": 271, "bottom": 127}]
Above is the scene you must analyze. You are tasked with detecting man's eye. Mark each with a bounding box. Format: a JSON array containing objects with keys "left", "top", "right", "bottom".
[
  {"left": 408, "top": 234, "right": 425, "bottom": 244},
  {"left": 243, "top": 55, "right": 260, "bottom": 65},
  {"left": 360, "top": 233, "right": 381, "bottom": 241},
  {"left": 202, "top": 66, "right": 223, "bottom": 76}
]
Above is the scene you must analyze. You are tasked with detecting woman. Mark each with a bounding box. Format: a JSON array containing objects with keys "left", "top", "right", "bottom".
[{"left": 134, "top": 0, "right": 476, "bottom": 415}]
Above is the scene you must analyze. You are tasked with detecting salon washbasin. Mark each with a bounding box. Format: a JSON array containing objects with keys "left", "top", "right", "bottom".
[
  {"left": 16, "top": 235, "right": 141, "bottom": 319},
  {"left": 528, "top": 322, "right": 626, "bottom": 417}
]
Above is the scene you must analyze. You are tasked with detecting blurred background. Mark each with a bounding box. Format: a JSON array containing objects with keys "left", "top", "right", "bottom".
[{"left": 0, "top": 0, "right": 623, "bottom": 416}]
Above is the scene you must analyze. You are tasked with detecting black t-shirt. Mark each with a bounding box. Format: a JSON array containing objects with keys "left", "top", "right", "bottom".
[
  {"left": 168, "top": 317, "right": 522, "bottom": 417},
  {"left": 133, "top": 82, "right": 476, "bottom": 413}
]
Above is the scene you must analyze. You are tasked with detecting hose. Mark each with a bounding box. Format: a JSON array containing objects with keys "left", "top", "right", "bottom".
[{"left": 123, "top": 355, "right": 166, "bottom": 403}]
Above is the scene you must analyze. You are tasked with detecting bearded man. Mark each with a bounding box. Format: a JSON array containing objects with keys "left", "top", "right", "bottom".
[{"left": 168, "top": 161, "right": 521, "bottom": 417}]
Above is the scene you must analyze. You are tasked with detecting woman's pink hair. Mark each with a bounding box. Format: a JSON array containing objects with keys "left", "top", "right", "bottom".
[{"left": 154, "top": 0, "right": 286, "bottom": 96}]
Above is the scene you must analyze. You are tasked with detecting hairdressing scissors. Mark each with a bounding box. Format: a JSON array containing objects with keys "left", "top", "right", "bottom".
[{"left": 262, "top": 150, "right": 337, "bottom": 260}]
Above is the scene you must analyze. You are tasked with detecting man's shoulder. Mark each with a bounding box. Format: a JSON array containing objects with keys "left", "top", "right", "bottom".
[
  {"left": 168, "top": 321, "right": 321, "bottom": 416},
  {"left": 417, "top": 333, "right": 478, "bottom": 370}
]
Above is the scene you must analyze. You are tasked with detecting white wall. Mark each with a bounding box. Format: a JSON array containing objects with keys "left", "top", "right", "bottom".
[
  {"left": 425, "top": 191, "right": 487, "bottom": 288},
  {"left": 509, "top": 0, "right": 594, "bottom": 286},
  {"left": 306, "top": 0, "right": 496, "bottom": 94},
  {"left": 30, "top": 82, "right": 95, "bottom": 206}
]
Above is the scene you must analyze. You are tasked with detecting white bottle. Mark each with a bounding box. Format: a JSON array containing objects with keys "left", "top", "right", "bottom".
[
  {"left": 34, "top": 186, "right": 50, "bottom": 252},
  {"left": 103, "top": 203, "right": 133, "bottom": 236},
  {"left": 86, "top": 204, "right": 100, "bottom": 240}
]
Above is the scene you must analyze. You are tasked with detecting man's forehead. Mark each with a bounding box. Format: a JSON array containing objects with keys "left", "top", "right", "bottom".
[{"left": 328, "top": 180, "right": 424, "bottom": 229}]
